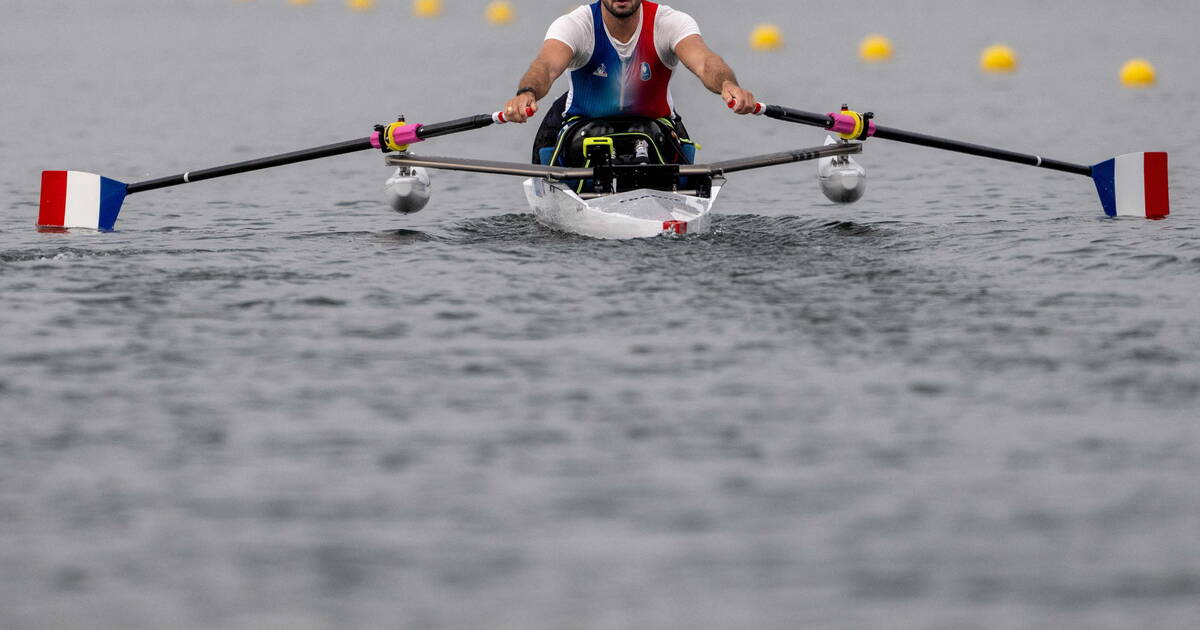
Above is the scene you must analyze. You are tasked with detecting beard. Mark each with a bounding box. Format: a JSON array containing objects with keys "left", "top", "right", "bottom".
[{"left": 601, "top": 0, "right": 642, "bottom": 18}]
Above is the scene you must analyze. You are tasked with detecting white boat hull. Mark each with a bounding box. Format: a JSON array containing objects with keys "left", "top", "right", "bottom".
[{"left": 523, "top": 178, "right": 721, "bottom": 239}]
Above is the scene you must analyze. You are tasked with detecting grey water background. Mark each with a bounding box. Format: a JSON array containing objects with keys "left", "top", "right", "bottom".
[{"left": 2, "top": 0, "right": 1198, "bottom": 628}]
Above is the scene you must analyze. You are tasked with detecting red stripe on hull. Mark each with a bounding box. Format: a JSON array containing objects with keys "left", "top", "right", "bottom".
[
  {"left": 38, "top": 171, "right": 68, "bottom": 227},
  {"left": 1143, "top": 152, "right": 1169, "bottom": 219},
  {"left": 663, "top": 220, "right": 687, "bottom": 234}
]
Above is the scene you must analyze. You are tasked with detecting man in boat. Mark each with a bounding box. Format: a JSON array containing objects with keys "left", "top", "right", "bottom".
[{"left": 501, "top": 0, "right": 757, "bottom": 167}]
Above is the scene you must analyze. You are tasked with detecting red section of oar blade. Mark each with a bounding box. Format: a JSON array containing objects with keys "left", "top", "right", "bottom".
[
  {"left": 1143, "top": 152, "right": 1169, "bottom": 219},
  {"left": 38, "top": 171, "right": 68, "bottom": 227}
]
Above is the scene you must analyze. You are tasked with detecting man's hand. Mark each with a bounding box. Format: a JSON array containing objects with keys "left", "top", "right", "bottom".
[
  {"left": 503, "top": 92, "right": 538, "bottom": 123},
  {"left": 723, "top": 81, "right": 757, "bottom": 115}
]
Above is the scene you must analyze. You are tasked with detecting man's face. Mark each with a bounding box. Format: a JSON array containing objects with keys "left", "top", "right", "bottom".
[{"left": 601, "top": 0, "right": 642, "bottom": 18}]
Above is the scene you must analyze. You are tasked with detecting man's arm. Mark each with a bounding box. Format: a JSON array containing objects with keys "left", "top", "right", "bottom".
[
  {"left": 674, "top": 34, "right": 757, "bottom": 114},
  {"left": 503, "top": 40, "right": 574, "bottom": 123}
]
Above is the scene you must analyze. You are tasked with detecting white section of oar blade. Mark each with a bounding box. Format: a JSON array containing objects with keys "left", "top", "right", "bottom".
[
  {"left": 1114, "top": 152, "right": 1146, "bottom": 217},
  {"left": 63, "top": 171, "right": 101, "bottom": 229}
]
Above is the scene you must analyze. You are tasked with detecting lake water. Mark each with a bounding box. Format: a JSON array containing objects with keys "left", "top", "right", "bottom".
[{"left": 1, "top": 1, "right": 1198, "bottom": 628}]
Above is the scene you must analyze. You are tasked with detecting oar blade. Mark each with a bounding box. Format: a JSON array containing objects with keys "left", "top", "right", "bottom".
[
  {"left": 38, "top": 171, "right": 128, "bottom": 231},
  {"left": 1091, "top": 152, "right": 1169, "bottom": 219}
]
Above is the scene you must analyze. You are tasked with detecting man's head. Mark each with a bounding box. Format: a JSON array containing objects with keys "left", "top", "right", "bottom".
[{"left": 601, "top": 0, "right": 642, "bottom": 19}]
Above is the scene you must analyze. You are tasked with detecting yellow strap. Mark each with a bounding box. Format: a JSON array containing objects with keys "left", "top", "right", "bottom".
[
  {"left": 385, "top": 121, "right": 410, "bottom": 152},
  {"left": 838, "top": 108, "right": 865, "bottom": 140}
]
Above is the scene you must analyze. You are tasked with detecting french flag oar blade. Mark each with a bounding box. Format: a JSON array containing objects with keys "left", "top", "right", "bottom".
[
  {"left": 38, "top": 170, "right": 129, "bottom": 230},
  {"left": 1091, "top": 152, "right": 1170, "bottom": 219}
]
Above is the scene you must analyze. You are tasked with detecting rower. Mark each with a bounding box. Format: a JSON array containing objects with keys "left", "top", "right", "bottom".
[{"left": 500, "top": 0, "right": 757, "bottom": 166}]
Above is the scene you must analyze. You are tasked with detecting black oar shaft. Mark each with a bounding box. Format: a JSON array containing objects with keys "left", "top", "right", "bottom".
[
  {"left": 871, "top": 126, "right": 1092, "bottom": 176},
  {"left": 127, "top": 138, "right": 373, "bottom": 194},
  {"left": 763, "top": 105, "right": 1093, "bottom": 177},
  {"left": 125, "top": 112, "right": 503, "bottom": 195}
]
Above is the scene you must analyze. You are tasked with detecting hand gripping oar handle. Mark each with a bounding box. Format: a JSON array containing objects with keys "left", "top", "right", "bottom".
[
  {"left": 750, "top": 102, "right": 1093, "bottom": 177},
  {"left": 127, "top": 111, "right": 517, "bottom": 195}
]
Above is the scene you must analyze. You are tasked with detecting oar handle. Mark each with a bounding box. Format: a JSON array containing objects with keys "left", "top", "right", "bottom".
[{"left": 752, "top": 102, "right": 1093, "bottom": 177}]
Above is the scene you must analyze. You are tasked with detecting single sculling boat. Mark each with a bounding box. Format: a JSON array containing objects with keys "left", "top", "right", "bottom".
[{"left": 35, "top": 102, "right": 1169, "bottom": 237}]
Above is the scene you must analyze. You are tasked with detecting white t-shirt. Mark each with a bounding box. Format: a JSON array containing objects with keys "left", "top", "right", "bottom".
[{"left": 545, "top": 4, "right": 701, "bottom": 70}]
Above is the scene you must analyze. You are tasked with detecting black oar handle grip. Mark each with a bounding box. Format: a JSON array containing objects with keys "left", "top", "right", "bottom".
[
  {"left": 419, "top": 113, "right": 504, "bottom": 139},
  {"left": 418, "top": 109, "right": 529, "bottom": 138}
]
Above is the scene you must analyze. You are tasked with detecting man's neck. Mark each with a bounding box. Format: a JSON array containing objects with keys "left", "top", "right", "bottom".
[{"left": 602, "top": 7, "right": 641, "bottom": 44}]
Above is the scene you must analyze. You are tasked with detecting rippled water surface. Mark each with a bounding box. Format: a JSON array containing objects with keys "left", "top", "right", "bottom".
[{"left": 2, "top": 1, "right": 1198, "bottom": 628}]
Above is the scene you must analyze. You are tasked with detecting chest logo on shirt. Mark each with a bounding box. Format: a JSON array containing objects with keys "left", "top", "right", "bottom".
[
  {"left": 640, "top": 62, "right": 652, "bottom": 81},
  {"left": 593, "top": 63, "right": 608, "bottom": 78}
]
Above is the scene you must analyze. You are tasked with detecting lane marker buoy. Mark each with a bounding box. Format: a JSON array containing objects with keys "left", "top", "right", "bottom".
[
  {"left": 749, "top": 24, "right": 784, "bottom": 52},
  {"left": 859, "top": 35, "right": 894, "bottom": 62},
  {"left": 1120, "top": 58, "right": 1157, "bottom": 88},
  {"left": 980, "top": 44, "right": 1018, "bottom": 73}
]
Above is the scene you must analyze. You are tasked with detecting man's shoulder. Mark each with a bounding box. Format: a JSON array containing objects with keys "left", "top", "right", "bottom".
[
  {"left": 654, "top": 4, "right": 694, "bottom": 21},
  {"left": 550, "top": 5, "right": 593, "bottom": 29},
  {"left": 562, "top": 4, "right": 593, "bottom": 23},
  {"left": 547, "top": 5, "right": 594, "bottom": 44},
  {"left": 652, "top": 3, "right": 700, "bottom": 43},
  {"left": 652, "top": 4, "right": 699, "bottom": 32}
]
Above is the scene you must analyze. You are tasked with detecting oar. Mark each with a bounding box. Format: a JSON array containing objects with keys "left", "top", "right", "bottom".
[
  {"left": 742, "top": 101, "right": 1170, "bottom": 219},
  {"left": 37, "top": 109, "right": 529, "bottom": 230}
]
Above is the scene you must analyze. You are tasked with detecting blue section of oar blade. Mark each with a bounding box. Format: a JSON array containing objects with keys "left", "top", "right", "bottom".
[
  {"left": 98, "top": 177, "right": 128, "bottom": 231},
  {"left": 1091, "top": 158, "right": 1117, "bottom": 217}
]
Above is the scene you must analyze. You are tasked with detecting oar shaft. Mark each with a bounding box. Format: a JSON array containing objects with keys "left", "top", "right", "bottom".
[
  {"left": 761, "top": 104, "right": 1093, "bottom": 177},
  {"left": 126, "top": 111, "right": 509, "bottom": 195},
  {"left": 127, "top": 138, "right": 372, "bottom": 194},
  {"left": 871, "top": 125, "right": 1092, "bottom": 176}
]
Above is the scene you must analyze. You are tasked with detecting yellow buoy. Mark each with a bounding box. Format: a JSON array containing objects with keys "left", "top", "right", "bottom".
[
  {"left": 980, "top": 44, "right": 1018, "bottom": 73},
  {"left": 413, "top": 0, "right": 442, "bottom": 18},
  {"left": 1120, "top": 58, "right": 1157, "bottom": 88},
  {"left": 749, "top": 24, "right": 784, "bottom": 52},
  {"left": 859, "top": 35, "right": 893, "bottom": 62},
  {"left": 485, "top": 1, "right": 516, "bottom": 25},
  {"left": 345, "top": 0, "right": 376, "bottom": 11}
]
